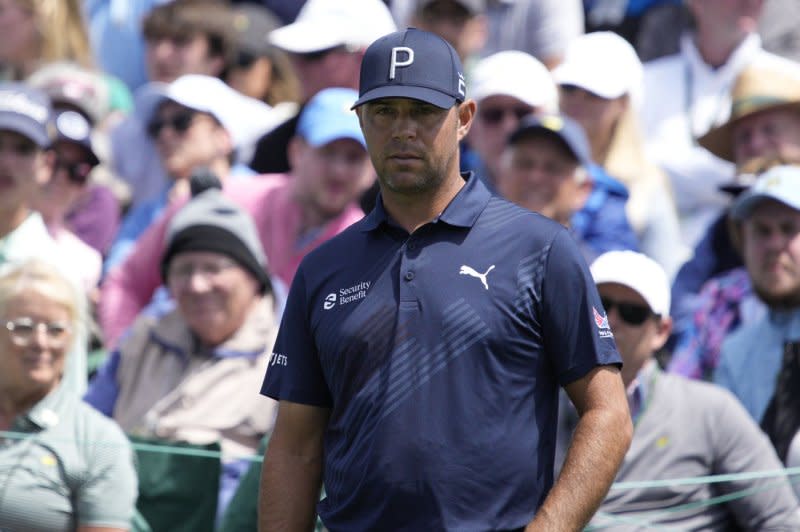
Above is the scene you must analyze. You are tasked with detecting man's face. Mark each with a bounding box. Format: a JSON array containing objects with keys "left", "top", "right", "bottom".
[
  {"left": 357, "top": 98, "right": 472, "bottom": 196},
  {"left": 0, "top": 129, "right": 51, "bottom": 214},
  {"left": 732, "top": 109, "right": 800, "bottom": 166},
  {"left": 597, "top": 283, "right": 670, "bottom": 386},
  {"left": 289, "top": 47, "right": 362, "bottom": 102},
  {"left": 413, "top": 0, "right": 485, "bottom": 60},
  {"left": 742, "top": 199, "right": 800, "bottom": 308},
  {"left": 145, "top": 33, "right": 223, "bottom": 83},
  {"left": 149, "top": 101, "right": 230, "bottom": 180},
  {"left": 497, "top": 134, "right": 590, "bottom": 225},
  {"left": 0, "top": 0, "right": 37, "bottom": 66},
  {"left": 468, "top": 95, "right": 534, "bottom": 181},
  {"left": 166, "top": 251, "right": 261, "bottom": 346},
  {"left": 290, "top": 137, "right": 374, "bottom": 219},
  {"left": 687, "top": 0, "right": 764, "bottom": 32}
]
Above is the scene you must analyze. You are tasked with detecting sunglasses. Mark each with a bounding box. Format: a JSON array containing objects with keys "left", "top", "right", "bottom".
[
  {"left": 55, "top": 157, "right": 94, "bottom": 185},
  {"left": 147, "top": 111, "right": 195, "bottom": 138},
  {"left": 478, "top": 106, "right": 532, "bottom": 125},
  {"left": 600, "top": 296, "right": 656, "bottom": 326}
]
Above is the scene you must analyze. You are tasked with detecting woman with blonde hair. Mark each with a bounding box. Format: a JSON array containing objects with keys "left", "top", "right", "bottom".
[
  {"left": 0, "top": 259, "right": 137, "bottom": 531},
  {"left": 0, "top": 0, "right": 94, "bottom": 80},
  {"left": 555, "top": 31, "right": 688, "bottom": 279}
]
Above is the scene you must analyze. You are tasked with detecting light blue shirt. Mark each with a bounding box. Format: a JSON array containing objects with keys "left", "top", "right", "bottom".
[{"left": 714, "top": 308, "right": 800, "bottom": 422}]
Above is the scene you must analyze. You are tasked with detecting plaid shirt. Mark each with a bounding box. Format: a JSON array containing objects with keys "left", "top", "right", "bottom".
[{"left": 669, "top": 267, "right": 765, "bottom": 380}]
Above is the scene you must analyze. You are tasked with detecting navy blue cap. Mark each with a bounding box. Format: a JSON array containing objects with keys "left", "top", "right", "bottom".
[
  {"left": 352, "top": 28, "right": 466, "bottom": 109},
  {"left": 0, "top": 83, "right": 52, "bottom": 148},
  {"left": 508, "top": 114, "right": 593, "bottom": 167}
]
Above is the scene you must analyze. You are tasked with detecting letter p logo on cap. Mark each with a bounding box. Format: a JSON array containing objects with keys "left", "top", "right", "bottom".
[{"left": 389, "top": 47, "right": 415, "bottom": 79}]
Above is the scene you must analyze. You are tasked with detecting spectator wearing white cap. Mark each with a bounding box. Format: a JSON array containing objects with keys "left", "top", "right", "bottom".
[
  {"left": 463, "top": 50, "right": 557, "bottom": 190},
  {"left": 100, "top": 88, "right": 373, "bottom": 348},
  {"left": 556, "top": 31, "right": 686, "bottom": 279},
  {"left": 715, "top": 165, "right": 800, "bottom": 423},
  {"left": 105, "top": 75, "right": 274, "bottom": 273},
  {"left": 556, "top": 250, "right": 800, "bottom": 529},
  {"left": 249, "top": 0, "right": 397, "bottom": 175}
]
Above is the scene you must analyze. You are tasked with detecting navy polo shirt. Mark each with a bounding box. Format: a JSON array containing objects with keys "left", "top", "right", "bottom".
[{"left": 262, "top": 173, "right": 621, "bottom": 531}]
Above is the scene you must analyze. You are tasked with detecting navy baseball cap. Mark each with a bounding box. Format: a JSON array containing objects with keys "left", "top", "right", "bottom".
[
  {"left": 508, "top": 114, "right": 593, "bottom": 167},
  {"left": 352, "top": 28, "right": 466, "bottom": 109},
  {"left": 0, "top": 83, "right": 52, "bottom": 148}
]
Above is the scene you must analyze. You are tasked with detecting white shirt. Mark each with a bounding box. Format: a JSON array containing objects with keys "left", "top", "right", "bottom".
[{"left": 640, "top": 33, "right": 792, "bottom": 247}]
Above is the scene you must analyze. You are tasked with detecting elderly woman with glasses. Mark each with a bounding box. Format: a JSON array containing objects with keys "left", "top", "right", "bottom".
[{"left": 0, "top": 259, "right": 137, "bottom": 532}]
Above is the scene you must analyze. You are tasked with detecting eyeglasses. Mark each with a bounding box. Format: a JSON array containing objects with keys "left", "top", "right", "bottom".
[
  {"left": 600, "top": 297, "right": 656, "bottom": 326},
  {"left": 5, "top": 317, "right": 72, "bottom": 348},
  {"left": 55, "top": 158, "right": 94, "bottom": 185},
  {"left": 478, "top": 106, "right": 532, "bottom": 125},
  {"left": 146, "top": 111, "right": 196, "bottom": 138},
  {"left": 168, "top": 259, "right": 238, "bottom": 286}
]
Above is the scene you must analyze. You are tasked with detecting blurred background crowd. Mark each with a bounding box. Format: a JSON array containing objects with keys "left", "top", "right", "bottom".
[{"left": 2, "top": 0, "right": 800, "bottom": 530}]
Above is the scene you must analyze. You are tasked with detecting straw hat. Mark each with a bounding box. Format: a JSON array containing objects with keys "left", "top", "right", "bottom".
[{"left": 698, "top": 62, "right": 800, "bottom": 162}]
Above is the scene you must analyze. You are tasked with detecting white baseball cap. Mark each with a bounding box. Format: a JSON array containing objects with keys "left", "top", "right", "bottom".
[
  {"left": 554, "top": 31, "right": 642, "bottom": 103},
  {"left": 730, "top": 165, "right": 800, "bottom": 220},
  {"left": 269, "top": 0, "right": 397, "bottom": 54},
  {"left": 470, "top": 50, "right": 558, "bottom": 112},
  {"left": 137, "top": 75, "right": 276, "bottom": 148},
  {"left": 590, "top": 251, "right": 671, "bottom": 317}
]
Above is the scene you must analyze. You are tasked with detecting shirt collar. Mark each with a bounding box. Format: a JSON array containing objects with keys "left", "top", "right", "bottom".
[
  {"left": 21, "top": 383, "right": 68, "bottom": 431},
  {"left": 360, "top": 172, "right": 491, "bottom": 232},
  {"left": 627, "top": 359, "right": 659, "bottom": 422},
  {"left": 681, "top": 32, "right": 762, "bottom": 79}
]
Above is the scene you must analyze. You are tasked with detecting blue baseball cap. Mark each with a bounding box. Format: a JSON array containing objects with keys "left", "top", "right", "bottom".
[
  {"left": 352, "top": 28, "right": 466, "bottom": 109},
  {"left": 297, "top": 88, "right": 366, "bottom": 148},
  {"left": 508, "top": 114, "right": 593, "bottom": 168},
  {"left": 0, "top": 83, "right": 52, "bottom": 147}
]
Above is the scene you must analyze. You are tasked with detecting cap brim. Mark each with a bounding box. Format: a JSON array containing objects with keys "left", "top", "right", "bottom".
[
  {"left": 0, "top": 115, "right": 49, "bottom": 147},
  {"left": 306, "top": 128, "right": 366, "bottom": 149},
  {"left": 269, "top": 20, "right": 342, "bottom": 53},
  {"left": 352, "top": 85, "right": 457, "bottom": 110},
  {"left": 555, "top": 66, "right": 623, "bottom": 100},
  {"left": 731, "top": 191, "right": 800, "bottom": 219},
  {"left": 697, "top": 122, "right": 735, "bottom": 162},
  {"left": 508, "top": 125, "right": 590, "bottom": 167}
]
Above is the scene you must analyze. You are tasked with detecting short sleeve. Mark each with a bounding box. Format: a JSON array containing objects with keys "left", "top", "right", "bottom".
[
  {"left": 261, "top": 264, "right": 332, "bottom": 406},
  {"left": 540, "top": 230, "right": 622, "bottom": 385},
  {"left": 77, "top": 417, "right": 138, "bottom": 528}
]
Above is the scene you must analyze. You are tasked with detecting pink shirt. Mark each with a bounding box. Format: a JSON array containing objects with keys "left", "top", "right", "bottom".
[{"left": 100, "top": 174, "right": 364, "bottom": 348}]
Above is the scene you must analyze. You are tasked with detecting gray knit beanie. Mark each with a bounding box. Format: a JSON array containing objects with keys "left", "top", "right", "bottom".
[{"left": 161, "top": 186, "right": 270, "bottom": 294}]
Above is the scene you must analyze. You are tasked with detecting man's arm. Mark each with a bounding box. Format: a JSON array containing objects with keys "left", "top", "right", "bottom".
[
  {"left": 527, "top": 366, "right": 632, "bottom": 531},
  {"left": 259, "top": 400, "right": 330, "bottom": 532}
]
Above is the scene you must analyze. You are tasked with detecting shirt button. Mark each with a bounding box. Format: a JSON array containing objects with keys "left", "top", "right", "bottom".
[
  {"left": 407, "top": 241, "right": 416, "bottom": 250},
  {"left": 404, "top": 271, "right": 415, "bottom": 281}
]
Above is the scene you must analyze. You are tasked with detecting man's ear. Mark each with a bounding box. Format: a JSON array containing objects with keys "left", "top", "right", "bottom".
[
  {"left": 287, "top": 135, "right": 306, "bottom": 171},
  {"left": 457, "top": 99, "right": 476, "bottom": 141}
]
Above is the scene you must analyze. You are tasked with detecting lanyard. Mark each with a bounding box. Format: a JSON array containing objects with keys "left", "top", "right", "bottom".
[{"left": 682, "top": 56, "right": 732, "bottom": 146}]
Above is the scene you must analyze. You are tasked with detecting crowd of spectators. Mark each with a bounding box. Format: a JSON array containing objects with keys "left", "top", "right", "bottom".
[{"left": 2, "top": 0, "right": 800, "bottom": 529}]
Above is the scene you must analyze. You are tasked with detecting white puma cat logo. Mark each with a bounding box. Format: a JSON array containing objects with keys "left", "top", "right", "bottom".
[{"left": 459, "top": 264, "right": 495, "bottom": 290}]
